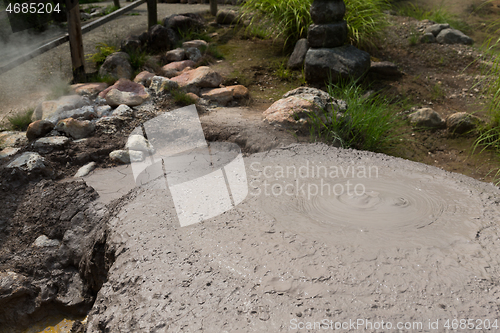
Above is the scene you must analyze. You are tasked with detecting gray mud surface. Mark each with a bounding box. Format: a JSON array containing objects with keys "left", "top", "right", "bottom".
[{"left": 85, "top": 143, "right": 500, "bottom": 332}]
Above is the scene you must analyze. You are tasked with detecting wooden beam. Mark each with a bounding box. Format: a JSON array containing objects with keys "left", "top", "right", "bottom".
[
  {"left": 147, "top": 0, "right": 157, "bottom": 30},
  {"left": 65, "top": 0, "right": 85, "bottom": 82},
  {"left": 210, "top": 0, "right": 217, "bottom": 16}
]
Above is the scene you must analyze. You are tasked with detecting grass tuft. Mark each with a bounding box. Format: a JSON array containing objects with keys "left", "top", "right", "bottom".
[
  {"left": 308, "top": 79, "right": 403, "bottom": 152},
  {"left": 241, "top": 0, "right": 390, "bottom": 50},
  {"left": 86, "top": 42, "right": 119, "bottom": 66},
  {"left": 172, "top": 89, "right": 196, "bottom": 106},
  {"left": 7, "top": 108, "right": 34, "bottom": 131}
]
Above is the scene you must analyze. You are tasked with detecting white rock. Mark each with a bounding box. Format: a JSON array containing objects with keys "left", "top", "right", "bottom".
[
  {"left": 34, "top": 136, "right": 70, "bottom": 148},
  {"left": 74, "top": 162, "right": 97, "bottom": 177},
  {"left": 0, "top": 147, "right": 20, "bottom": 160},
  {"left": 33, "top": 235, "right": 60, "bottom": 248},
  {"left": 125, "top": 135, "right": 154, "bottom": 153},
  {"left": 109, "top": 150, "right": 145, "bottom": 164},
  {"left": 7, "top": 152, "right": 46, "bottom": 172},
  {"left": 112, "top": 104, "right": 134, "bottom": 118}
]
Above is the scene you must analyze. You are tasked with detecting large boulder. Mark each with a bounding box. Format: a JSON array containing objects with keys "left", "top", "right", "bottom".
[
  {"left": 164, "top": 13, "right": 204, "bottom": 35},
  {"left": 147, "top": 25, "right": 175, "bottom": 53},
  {"left": 133, "top": 71, "right": 155, "bottom": 87},
  {"left": 71, "top": 82, "right": 109, "bottom": 97},
  {"left": 446, "top": 112, "right": 481, "bottom": 134},
  {"left": 436, "top": 28, "right": 473, "bottom": 45},
  {"left": 425, "top": 23, "right": 450, "bottom": 36},
  {"left": 216, "top": 10, "right": 239, "bottom": 25},
  {"left": 0, "top": 131, "right": 28, "bottom": 149},
  {"left": 409, "top": 108, "right": 445, "bottom": 129},
  {"left": 182, "top": 40, "right": 208, "bottom": 51},
  {"left": 287, "top": 38, "right": 309, "bottom": 69},
  {"left": 26, "top": 120, "right": 54, "bottom": 141},
  {"left": 99, "top": 79, "right": 149, "bottom": 107},
  {"left": 307, "top": 22, "right": 347, "bottom": 48},
  {"left": 165, "top": 48, "right": 186, "bottom": 62},
  {"left": 6, "top": 152, "right": 48, "bottom": 173},
  {"left": 55, "top": 118, "right": 95, "bottom": 139},
  {"left": 45, "top": 105, "right": 97, "bottom": 125},
  {"left": 99, "top": 52, "right": 133, "bottom": 80},
  {"left": 33, "top": 136, "right": 70, "bottom": 153},
  {"left": 304, "top": 45, "right": 371, "bottom": 83},
  {"left": 32, "top": 95, "right": 90, "bottom": 122},
  {"left": 150, "top": 76, "right": 179, "bottom": 94},
  {"left": 170, "top": 66, "right": 223, "bottom": 94},
  {"left": 369, "top": 61, "right": 402, "bottom": 79},
  {"left": 263, "top": 87, "right": 347, "bottom": 130},
  {"left": 121, "top": 35, "right": 142, "bottom": 53}
]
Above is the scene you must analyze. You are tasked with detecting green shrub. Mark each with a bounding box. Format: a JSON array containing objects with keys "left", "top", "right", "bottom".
[
  {"left": 241, "top": 0, "right": 390, "bottom": 49},
  {"left": 172, "top": 89, "right": 195, "bottom": 106},
  {"left": 308, "top": 79, "right": 403, "bottom": 152},
  {"left": 7, "top": 108, "right": 34, "bottom": 131},
  {"left": 127, "top": 48, "right": 148, "bottom": 73},
  {"left": 86, "top": 42, "right": 119, "bottom": 66}
]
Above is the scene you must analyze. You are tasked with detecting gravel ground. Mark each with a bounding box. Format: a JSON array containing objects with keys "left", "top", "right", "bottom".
[{"left": 0, "top": 2, "right": 216, "bottom": 120}]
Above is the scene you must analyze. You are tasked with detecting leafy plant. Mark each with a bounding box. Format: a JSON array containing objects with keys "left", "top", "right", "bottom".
[
  {"left": 7, "top": 108, "right": 34, "bottom": 131},
  {"left": 241, "top": 0, "right": 390, "bottom": 49},
  {"left": 308, "top": 78, "right": 403, "bottom": 152},
  {"left": 86, "top": 42, "right": 118, "bottom": 66}
]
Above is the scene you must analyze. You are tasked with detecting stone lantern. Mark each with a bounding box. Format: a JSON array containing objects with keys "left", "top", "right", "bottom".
[{"left": 304, "top": 0, "right": 371, "bottom": 84}]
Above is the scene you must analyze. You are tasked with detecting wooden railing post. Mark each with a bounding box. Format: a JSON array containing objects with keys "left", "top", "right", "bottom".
[
  {"left": 147, "top": 0, "right": 157, "bottom": 29},
  {"left": 210, "top": 0, "right": 217, "bottom": 16},
  {"left": 65, "top": 0, "right": 85, "bottom": 82}
]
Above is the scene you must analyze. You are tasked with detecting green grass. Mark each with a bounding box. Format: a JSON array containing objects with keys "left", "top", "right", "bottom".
[
  {"left": 308, "top": 79, "right": 403, "bottom": 152},
  {"left": 103, "top": 5, "right": 119, "bottom": 15},
  {"left": 241, "top": 0, "right": 390, "bottom": 50},
  {"left": 172, "top": 89, "right": 196, "bottom": 106},
  {"left": 127, "top": 48, "right": 148, "bottom": 74},
  {"left": 395, "top": 3, "right": 470, "bottom": 33},
  {"left": 274, "top": 60, "right": 293, "bottom": 80},
  {"left": 408, "top": 28, "right": 419, "bottom": 46},
  {"left": 431, "top": 82, "right": 446, "bottom": 100},
  {"left": 7, "top": 108, "right": 34, "bottom": 131},
  {"left": 86, "top": 42, "right": 119, "bottom": 66}
]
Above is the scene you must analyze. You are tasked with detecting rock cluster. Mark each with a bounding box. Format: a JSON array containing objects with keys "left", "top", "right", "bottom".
[
  {"left": 408, "top": 107, "right": 481, "bottom": 134},
  {"left": 420, "top": 23, "right": 473, "bottom": 45},
  {"left": 303, "top": 0, "right": 370, "bottom": 83}
]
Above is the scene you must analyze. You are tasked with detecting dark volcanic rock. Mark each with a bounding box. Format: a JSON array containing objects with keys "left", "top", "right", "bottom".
[
  {"left": 310, "top": 0, "right": 346, "bottom": 24},
  {"left": 304, "top": 45, "right": 371, "bottom": 83},
  {"left": 288, "top": 38, "right": 309, "bottom": 69},
  {"left": 307, "top": 22, "right": 348, "bottom": 48},
  {"left": 147, "top": 25, "right": 174, "bottom": 53}
]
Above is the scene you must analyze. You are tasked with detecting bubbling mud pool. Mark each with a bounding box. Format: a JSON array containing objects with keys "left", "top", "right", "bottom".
[
  {"left": 83, "top": 144, "right": 500, "bottom": 332},
  {"left": 259, "top": 173, "right": 483, "bottom": 248}
]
